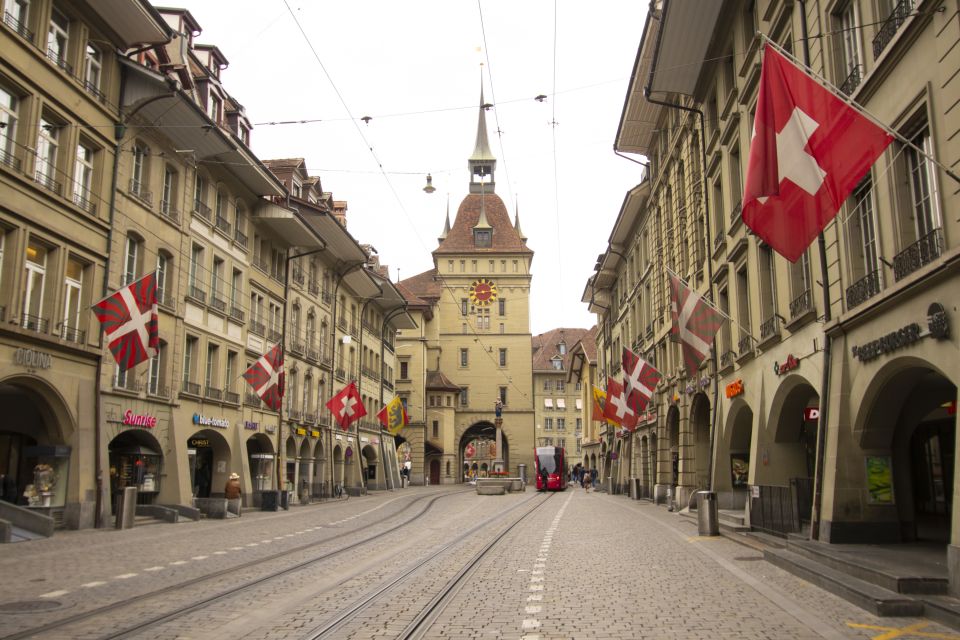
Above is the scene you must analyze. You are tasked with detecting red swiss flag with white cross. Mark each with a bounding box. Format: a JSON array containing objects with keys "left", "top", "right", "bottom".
[
  {"left": 326, "top": 381, "right": 366, "bottom": 430},
  {"left": 742, "top": 45, "right": 892, "bottom": 262}
]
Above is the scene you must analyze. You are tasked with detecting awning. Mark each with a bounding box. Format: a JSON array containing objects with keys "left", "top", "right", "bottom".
[
  {"left": 544, "top": 398, "right": 553, "bottom": 408},
  {"left": 576, "top": 399, "right": 583, "bottom": 410},
  {"left": 556, "top": 399, "right": 566, "bottom": 409},
  {"left": 254, "top": 201, "right": 321, "bottom": 248},
  {"left": 86, "top": 0, "right": 171, "bottom": 48},
  {"left": 647, "top": 0, "right": 726, "bottom": 98},
  {"left": 614, "top": 10, "right": 661, "bottom": 156}
]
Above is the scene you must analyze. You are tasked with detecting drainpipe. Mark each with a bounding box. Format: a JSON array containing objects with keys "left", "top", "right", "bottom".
[
  {"left": 640, "top": 89, "right": 720, "bottom": 499},
  {"left": 379, "top": 303, "right": 409, "bottom": 491},
  {"left": 795, "top": 0, "right": 834, "bottom": 541}
]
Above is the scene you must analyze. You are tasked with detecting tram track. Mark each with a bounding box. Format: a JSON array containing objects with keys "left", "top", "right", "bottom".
[
  {"left": 0, "top": 489, "right": 471, "bottom": 640},
  {"left": 303, "top": 491, "right": 555, "bottom": 640}
]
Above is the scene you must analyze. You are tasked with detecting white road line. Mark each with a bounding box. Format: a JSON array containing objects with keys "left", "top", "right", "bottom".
[
  {"left": 191, "top": 555, "right": 208, "bottom": 560},
  {"left": 80, "top": 581, "right": 106, "bottom": 588},
  {"left": 143, "top": 566, "right": 165, "bottom": 571},
  {"left": 528, "top": 584, "right": 544, "bottom": 592},
  {"left": 170, "top": 560, "right": 188, "bottom": 565},
  {"left": 113, "top": 573, "right": 137, "bottom": 579},
  {"left": 521, "top": 619, "right": 540, "bottom": 630},
  {"left": 230, "top": 546, "right": 244, "bottom": 551},
  {"left": 525, "top": 606, "right": 542, "bottom": 614},
  {"left": 527, "top": 594, "right": 543, "bottom": 601},
  {"left": 40, "top": 590, "right": 68, "bottom": 598},
  {"left": 213, "top": 551, "right": 227, "bottom": 555}
]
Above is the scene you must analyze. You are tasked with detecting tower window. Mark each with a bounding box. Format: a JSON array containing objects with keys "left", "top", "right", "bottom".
[{"left": 474, "top": 230, "right": 491, "bottom": 247}]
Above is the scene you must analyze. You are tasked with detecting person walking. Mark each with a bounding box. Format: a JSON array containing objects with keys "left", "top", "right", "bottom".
[
  {"left": 225, "top": 472, "right": 242, "bottom": 517},
  {"left": 582, "top": 469, "right": 592, "bottom": 493}
]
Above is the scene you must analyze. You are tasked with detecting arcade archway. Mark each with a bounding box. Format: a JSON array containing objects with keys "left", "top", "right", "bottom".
[
  {"left": 187, "top": 429, "right": 231, "bottom": 498},
  {"left": 459, "top": 421, "right": 509, "bottom": 482}
]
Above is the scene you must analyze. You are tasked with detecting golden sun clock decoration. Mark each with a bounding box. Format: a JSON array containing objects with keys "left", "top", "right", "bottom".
[{"left": 469, "top": 278, "right": 498, "bottom": 306}]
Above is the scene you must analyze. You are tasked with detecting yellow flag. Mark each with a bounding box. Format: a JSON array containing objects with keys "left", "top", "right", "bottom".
[{"left": 377, "top": 396, "right": 408, "bottom": 435}]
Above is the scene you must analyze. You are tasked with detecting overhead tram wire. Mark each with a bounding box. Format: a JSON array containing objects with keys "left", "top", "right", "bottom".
[
  {"left": 283, "top": 0, "right": 531, "bottom": 402},
  {"left": 549, "top": 0, "right": 566, "bottom": 326}
]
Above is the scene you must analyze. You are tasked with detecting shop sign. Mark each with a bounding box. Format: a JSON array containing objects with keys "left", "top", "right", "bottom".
[
  {"left": 122, "top": 410, "right": 157, "bottom": 428},
  {"left": 851, "top": 303, "right": 950, "bottom": 363},
  {"left": 295, "top": 427, "right": 306, "bottom": 436},
  {"left": 371, "top": 437, "right": 379, "bottom": 445},
  {"left": 310, "top": 430, "right": 320, "bottom": 438},
  {"left": 189, "top": 437, "right": 211, "bottom": 448},
  {"left": 192, "top": 413, "right": 229, "bottom": 428},
  {"left": 700, "top": 376, "right": 711, "bottom": 390},
  {"left": 244, "top": 421, "right": 259, "bottom": 431},
  {"left": 264, "top": 424, "right": 276, "bottom": 434},
  {"left": 685, "top": 380, "right": 697, "bottom": 395},
  {"left": 803, "top": 407, "right": 820, "bottom": 421},
  {"left": 773, "top": 354, "right": 800, "bottom": 376},
  {"left": 725, "top": 379, "right": 744, "bottom": 399},
  {"left": 14, "top": 347, "right": 52, "bottom": 369}
]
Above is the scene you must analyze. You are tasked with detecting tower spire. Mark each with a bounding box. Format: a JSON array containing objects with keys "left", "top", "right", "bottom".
[
  {"left": 439, "top": 195, "right": 451, "bottom": 242},
  {"left": 468, "top": 81, "right": 496, "bottom": 194},
  {"left": 514, "top": 199, "right": 527, "bottom": 242}
]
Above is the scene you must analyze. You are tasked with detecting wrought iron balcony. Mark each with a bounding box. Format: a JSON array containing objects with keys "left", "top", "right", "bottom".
[
  {"left": 73, "top": 192, "right": 96, "bottom": 215},
  {"left": 35, "top": 171, "right": 62, "bottom": 196},
  {"left": 759, "top": 314, "right": 781, "bottom": 341},
  {"left": 873, "top": 0, "right": 915, "bottom": 60},
  {"left": 234, "top": 229, "right": 248, "bottom": 249},
  {"left": 729, "top": 201, "right": 742, "bottom": 225},
  {"left": 789, "top": 288, "right": 813, "bottom": 319},
  {"left": 321, "top": 354, "right": 333, "bottom": 369},
  {"left": 893, "top": 228, "right": 942, "bottom": 282},
  {"left": 128, "top": 178, "right": 151, "bottom": 205},
  {"left": 335, "top": 367, "right": 346, "bottom": 381},
  {"left": 224, "top": 390, "right": 240, "bottom": 405},
  {"left": 20, "top": 313, "right": 48, "bottom": 334},
  {"left": 205, "top": 386, "right": 222, "bottom": 400},
  {"left": 147, "top": 385, "right": 169, "bottom": 399},
  {"left": 287, "top": 408, "right": 302, "bottom": 421},
  {"left": 362, "top": 320, "right": 377, "bottom": 334},
  {"left": 0, "top": 147, "right": 20, "bottom": 171},
  {"left": 307, "top": 347, "right": 320, "bottom": 362},
  {"left": 83, "top": 80, "right": 106, "bottom": 103},
  {"left": 59, "top": 323, "right": 85, "bottom": 344},
  {"left": 713, "top": 230, "right": 725, "bottom": 251},
  {"left": 46, "top": 48, "right": 72, "bottom": 74},
  {"left": 244, "top": 392, "right": 262, "bottom": 407},
  {"left": 738, "top": 334, "right": 755, "bottom": 357},
  {"left": 249, "top": 320, "right": 265, "bottom": 336},
  {"left": 209, "top": 296, "right": 226, "bottom": 313},
  {"left": 230, "top": 306, "right": 245, "bottom": 322},
  {"left": 214, "top": 215, "right": 232, "bottom": 236},
  {"left": 192, "top": 199, "right": 212, "bottom": 221},
  {"left": 3, "top": 11, "right": 34, "bottom": 42},
  {"left": 361, "top": 365, "right": 381, "bottom": 381},
  {"left": 308, "top": 279, "right": 320, "bottom": 295},
  {"left": 322, "top": 291, "right": 333, "bottom": 306},
  {"left": 159, "top": 200, "right": 180, "bottom": 224},
  {"left": 292, "top": 268, "right": 305, "bottom": 286},
  {"left": 337, "top": 317, "right": 348, "bottom": 331},
  {"left": 181, "top": 380, "right": 201, "bottom": 396},
  {"left": 187, "top": 284, "right": 206, "bottom": 304},
  {"left": 267, "top": 329, "right": 282, "bottom": 343},
  {"left": 290, "top": 340, "right": 305, "bottom": 356},
  {"left": 839, "top": 64, "right": 862, "bottom": 96},
  {"left": 845, "top": 268, "right": 884, "bottom": 310},
  {"left": 383, "top": 379, "right": 394, "bottom": 392}
]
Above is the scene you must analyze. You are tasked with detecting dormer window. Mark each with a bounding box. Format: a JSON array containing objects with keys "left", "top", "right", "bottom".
[
  {"left": 551, "top": 357, "right": 562, "bottom": 370},
  {"left": 474, "top": 229, "right": 491, "bottom": 247},
  {"left": 558, "top": 341, "right": 566, "bottom": 355}
]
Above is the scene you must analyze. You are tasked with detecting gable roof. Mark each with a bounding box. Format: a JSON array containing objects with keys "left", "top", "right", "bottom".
[
  {"left": 426, "top": 370, "right": 462, "bottom": 392},
  {"left": 434, "top": 193, "right": 532, "bottom": 256},
  {"left": 532, "top": 327, "right": 589, "bottom": 372},
  {"left": 399, "top": 268, "right": 443, "bottom": 302}
]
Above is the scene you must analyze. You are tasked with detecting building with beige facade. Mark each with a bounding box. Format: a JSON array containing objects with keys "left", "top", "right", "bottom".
[
  {"left": 588, "top": 0, "right": 959, "bottom": 591},
  {"left": 396, "top": 93, "right": 536, "bottom": 485},
  {"left": 532, "top": 328, "right": 588, "bottom": 461}
]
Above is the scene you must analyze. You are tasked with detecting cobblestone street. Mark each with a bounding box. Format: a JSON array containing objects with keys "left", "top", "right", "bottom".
[{"left": 1, "top": 487, "right": 958, "bottom": 640}]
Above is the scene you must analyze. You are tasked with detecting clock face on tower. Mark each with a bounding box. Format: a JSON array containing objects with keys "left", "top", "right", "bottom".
[{"left": 469, "top": 278, "right": 498, "bottom": 306}]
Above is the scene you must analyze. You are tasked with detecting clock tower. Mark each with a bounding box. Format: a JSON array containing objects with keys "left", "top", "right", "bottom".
[{"left": 396, "top": 88, "right": 535, "bottom": 484}]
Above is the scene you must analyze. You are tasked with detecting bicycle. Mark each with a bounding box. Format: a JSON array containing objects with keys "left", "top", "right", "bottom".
[{"left": 333, "top": 482, "right": 349, "bottom": 500}]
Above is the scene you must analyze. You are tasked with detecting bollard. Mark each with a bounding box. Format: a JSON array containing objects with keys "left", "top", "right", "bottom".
[{"left": 114, "top": 486, "right": 137, "bottom": 529}]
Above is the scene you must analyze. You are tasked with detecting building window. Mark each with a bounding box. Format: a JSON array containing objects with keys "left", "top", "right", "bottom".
[
  {"left": 205, "top": 343, "right": 219, "bottom": 394},
  {"left": 499, "top": 348, "right": 507, "bottom": 366},
  {"left": 155, "top": 252, "right": 169, "bottom": 306},
  {"left": 543, "top": 380, "right": 551, "bottom": 391},
  {"left": 544, "top": 418, "right": 553, "bottom": 431},
  {"left": 460, "top": 298, "right": 468, "bottom": 316},
  {"left": 499, "top": 323, "right": 504, "bottom": 334},
  {"left": 432, "top": 420, "right": 439, "bottom": 438},
  {"left": 460, "top": 260, "right": 465, "bottom": 273},
  {"left": 131, "top": 142, "right": 149, "bottom": 198},
  {"left": 400, "top": 361, "right": 408, "bottom": 379},
  {"left": 189, "top": 244, "right": 204, "bottom": 297},
  {"left": 499, "top": 386, "right": 507, "bottom": 405},
  {"left": 161, "top": 166, "right": 176, "bottom": 216},
  {"left": 905, "top": 124, "right": 941, "bottom": 240},
  {"left": 210, "top": 257, "right": 224, "bottom": 306},
  {"left": 0, "top": 85, "right": 19, "bottom": 166},
  {"left": 122, "top": 235, "right": 140, "bottom": 286},
  {"left": 556, "top": 380, "right": 565, "bottom": 392},
  {"left": 3, "top": 0, "right": 29, "bottom": 38},
  {"left": 47, "top": 6, "right": 69, "bottom": 70},
  {"left": 498, "top": 298, "right": 505, "bottom": 316},
  {"left": 460, "top": 348, "right": 468, "bottom": 367},
  {"left": 834, "top": 1, "right": 862, "bottom": 94},
  {"left": 62, "top": 257, "right": 83, "bottom": 341},
  {"left": 183, "top": 335, "right": 197, "bottom": 386},
  {"left": 557, "top": 418, "right": 565, "bottom": 431},
  {"left": 474, "top": 229, "right": 491, "bottom": 247},
  {"left": 148, "top": 341, "right": 165, "bottom": 396},
  {"left": 459, "top": 388, "right": 468, "bottom": 406},
  {"left": 448, "top": 260, "right": 454, "bottom": 272},
  {"left": 512, "top": 260, "right": 518, "bottom": 272},
  {"left": 576, "top": 418, "right": 582, "bottom": 432},
  {"left": 193, "top": 173, "right": 207, "bottom": 213},
  {"left": 84, "top": 43, "right": 103, "bottom": 97},
  {"left": 36, "top": 117, "right": 60, "bottom": 190}
]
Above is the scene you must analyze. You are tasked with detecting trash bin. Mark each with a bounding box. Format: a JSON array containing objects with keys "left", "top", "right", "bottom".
[
  {"left": 261, "top": 490, "right": 280, "bottom": 511},
  {"left": 280, "top": 490, "right": 290, "bottom": 510},
  {"left": 518, "top": 463, "right": 527, "bottom": 485},
  {"left": 606, "top": 477, "right": 613, "bottom": 494},
  {"left": 696, "top": 491, "right": 719, "bottom": 536}
]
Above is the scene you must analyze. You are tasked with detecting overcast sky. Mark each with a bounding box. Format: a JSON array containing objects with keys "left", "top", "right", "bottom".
[{"left": 187, "top": 1, "right": 648, "bottom": 335}]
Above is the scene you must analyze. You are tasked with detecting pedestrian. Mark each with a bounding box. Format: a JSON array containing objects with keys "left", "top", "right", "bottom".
[
  {"left": 591, "top": 467, "right": 599, "bottom": 489},
  {"left": 225, "top": 472, "right": 242, "bottom": 517},
  {"left": 582, "top": 469, "right": 592, "bottom": 492}
]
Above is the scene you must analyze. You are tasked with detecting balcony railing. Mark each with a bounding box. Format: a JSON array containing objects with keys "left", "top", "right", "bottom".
[
  {"left": 321, "top": 291, "right": 333, "bottom": 306},
  {"left": 244, "top": 392, "right": 262, "bottom": 407},
  {"left": 789, "top": 288, "right": 813, "bottom": 319},
  {"left": 308, "top": 279, "right": 320, "bottom": 295},
  {"left": 873, "top": 0, "right": 915, "bottom": 60},
  {"left": 209, "top": 295, "right": 226, "bottom": 313},
  {"left": 224, "top": 390, "right": 240, "bottom": 405},
  {"left": 292, "top": 268, "right": 305, "bottom": 286},
  {"left": 128, "top": 178, "right": 152, "bottom": 205},
  {"left": 729, "top": 201, "right": 742, "bottom": 225},
  {"left": 321, "top": 354, "right": 333, "bottom": 369},
  {"left": 83, "top": 80, "right": 106, "bottom": 103},
  {"left": 249, "top": 320, "right": 265, "bottom": 336},
  {"left": 290, "top": 340, "right": 305, "bottom": 356},
  {"left": 3, "top": 11, "right": 34, "bottom": 42},
  {"left": 845, "top": 268, "right": 884, "bottom": 310},
  {"left": 215, "top": 215, "right": 232, "bottom": 236},
  {"left": 181, "top": 380, "right": 201, "bottom": 396},
  {"left": 147, "top": 385, "right": 169, "bottom": 400},
  {"left": 337, "top": 317, "right": 348, "bottom": 331},
  {"left": 361, "top": 365, "right": 380, "bottom": 381},
  {"left": 159, "top": 200, "right": 180, "bottom": 224},
  {"left": 230, "top": 306, "right": 245, "bottom": 322},
  {"left": 205, "top": 386, "right": 222, "bottom": 401},
  {"left": 234, "top": 229, "right": 248, "bottom": 249},
  {"left": 59, "top": 323, "right": 85, "bottom": 344},
  {"left": 72, "top": 192, "right": 96, "bottom": 215},
  {"left": 0, "top": 147, "right": 21, "bottom": 171},
  {"left": 192, "top": 199, "right": 212, "bottom": 222},
  {"left": 362, "top": 320, "right": 377, "bottom": 335},
  {"left": 46, "top": 48, "right": 72, "bottom": 74},
  {"left": 383, "top": 379, "right": 394, "bottom": 392},
  {"left": 713, "top": 229, "right": 725, "bottom": 251},
  {"left": 335, "top": 367, "right": 346, "bottom": 381},
  {"left": 719, "top": 349, "right": 736, "bottom": 368},
  {"left": 287, "top": 408, "right": 302, "bottom": 421},
  {"left": 307, "top": 347, "right": 320, "bottom": 362},
  {"left": 738, "top": 334, "right": 755, "bottom": 357},
  {"left": 187, "top": 284, "right": 206, "bottom": 304},
  {"left": 759, "top": 314, "right": 781, "bottom": 341},
  {"left": 893, "top": 228, "right": 942, "bottom": 282},
  {"left": 267, "top": 329, "right": 282, "bottom": 343},
  {"left": 839, "top": 64, "right": 863, "bottom": 96},
  {"left": 35, "top": 171, "right": 62, "bottom": 196},
  {"left": 20, "top": 314, "right": 48, "bottom": 334}
]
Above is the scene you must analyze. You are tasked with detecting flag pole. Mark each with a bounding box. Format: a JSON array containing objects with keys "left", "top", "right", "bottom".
[{"left": 758, "top": 33, "right": 960, "bottom": 186}]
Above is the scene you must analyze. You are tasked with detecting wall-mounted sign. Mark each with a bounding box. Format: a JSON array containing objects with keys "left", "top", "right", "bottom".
[
  {"left": 773, "top": 354, "right": 800, "bottom": 375},
  {"left": 265, "top": 424, "right": 276, "bottom": 434},
  {"left": 725, "top": 379, "right": 744, "bottom": 399},
  {"left": 685, "top": 381, "right": 697, "bottom": 395},
  {"left": 803, "top": 407, "right": 820, "bottom": 421},
  {"left": 700, "top": 376, "right": 711, "bottom": 390},
  {"left": 193, "top": 414, "right": 229, "bottom": 428},
  {"left": 122, "top": 410, "right": 157, "bottom": 428},
  {"left": 14, "top": 347, "right": 52, "bottom": 369},
  {"left": 295, "top": 427, "right": 306, "bottom": 436},
  {"left": 244, "top": 421, "right": 259, "bottom": 431},
  {"left": 851, "top": 304, "right": 950, "bottom": 363},
  {"left": 865, "top": 456, "right": 894, "bottom": 504},
  {"left": 310, "top": 430, "right": 320, "bottom": 438},
  {"left": 189, "top": 437, "right": 211, "bottom": 448}
]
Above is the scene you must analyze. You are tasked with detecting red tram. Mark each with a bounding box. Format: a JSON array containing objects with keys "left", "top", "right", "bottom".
[{"left": 534, "top": 446, "right": 567, "bottom": 491}]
